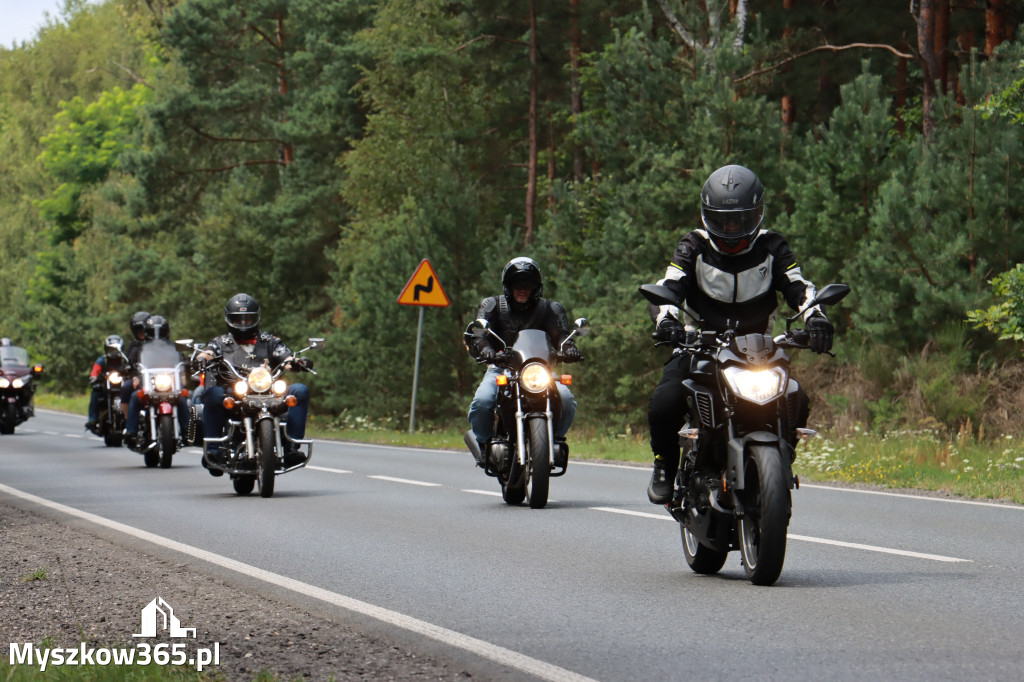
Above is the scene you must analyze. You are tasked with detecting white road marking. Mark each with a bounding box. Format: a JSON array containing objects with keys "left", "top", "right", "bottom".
[
  {"left": 590, "top": 506, "right": 972, "bottom": 563},
  {"left": 0, "top": 483, "right": 599, "bottom": 682},
  {"left": 307, "top": 465, "right": 353, "bottom": 475},
  {"left": 463, "top": 489, "right": 503, "bottom": 497},
  {"left": 368, "top": 475, "right": 441, "bottom": 487},
  {"left": 800, "top": 483, "right": 1024, "bottom": 511}
]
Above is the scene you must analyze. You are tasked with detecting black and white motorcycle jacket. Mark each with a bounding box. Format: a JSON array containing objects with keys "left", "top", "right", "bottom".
[{"left": 655, "top": 229, "right": 823, "bottom": 335}]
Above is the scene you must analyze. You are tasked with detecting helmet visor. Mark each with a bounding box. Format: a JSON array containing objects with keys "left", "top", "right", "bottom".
[
  {"left": 702, "top": 203, "right": 764, "bottom": 240},
  {"left": 227, "top": 312, "right": 260, "bottom": 330}
]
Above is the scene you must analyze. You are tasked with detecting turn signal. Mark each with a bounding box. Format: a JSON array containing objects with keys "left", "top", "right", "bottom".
[
  {"left": 285, "top": 395, "right": 298, "bottom": 408},
  {"left": 181, "top": 389, "right": 189, "bottom": 398},
  {"left": 223, "top": 397, "right": 236, "bottom": 409},
  {"left": 495, "top": 375, "right": 508, "bottom": 386},
  {"left": 559, "top": 375, "right": 572, "bottom": 386}
]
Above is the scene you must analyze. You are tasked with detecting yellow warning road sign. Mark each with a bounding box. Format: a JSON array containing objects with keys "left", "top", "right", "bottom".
[{"left": 397, "top": 259, "right": 450, "bottom": 307}]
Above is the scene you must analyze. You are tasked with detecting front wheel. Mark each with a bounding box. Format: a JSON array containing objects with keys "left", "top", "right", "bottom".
[
  {"left": 738, "top": 444, "right": 791, "bottom": 586},
  {"left": 525, "top": 418, "right": 550, "bottom": 509},
  {"left": 0, "top": 404, "right": 16, "bottom": 434},
  {"left": 233, "top": 476, "right": 256, "bottom": 496},
  {"left": 681, "top": 525, "right": 728, "bottom": 574},
  {"left": 158, "top": 414, "right": 176, "bottom": 468},
  {"left": 257, "top": 419, "right": 277, "bottom": 498}
]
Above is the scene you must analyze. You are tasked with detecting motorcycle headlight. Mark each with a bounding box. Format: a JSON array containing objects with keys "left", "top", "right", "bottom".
[
  {"left": 12, "top": 377, "right": 27, "bottom": 389},
  {"left": 153, "top": 373, "right": 174, "bottom": 393},
  {"left": 520, "top": 363, "right": 552, "bottom": 393},
  {"left": 723, "top": 366, "right": 786, "bottom": 405},
  {"left": 108, "top": 371, "right": 122, "bottom": 385},
  {"left": 248, "top": 367, "right": 273, "bottom": 394},
  {"left": 0, "top": 378, "right": 8, "bottom": 388},
  {"left": 233, "top": 379, "right": 248, "bottom": 397},
  {"left": 272, "top": 379, "right": 288, "bottom": 396}
]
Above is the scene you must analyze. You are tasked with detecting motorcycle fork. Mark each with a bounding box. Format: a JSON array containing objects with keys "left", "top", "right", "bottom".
[
  {"left": 514, "top": 391, "right": 554, "bottom": 467},
  {"left": 244, "top": 416, "right": 255, "bottom": 458}
]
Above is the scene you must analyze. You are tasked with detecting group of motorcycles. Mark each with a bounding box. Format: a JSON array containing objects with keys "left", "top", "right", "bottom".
[{"left": 86, "top": 334, "right": 323, "bottom": 499}]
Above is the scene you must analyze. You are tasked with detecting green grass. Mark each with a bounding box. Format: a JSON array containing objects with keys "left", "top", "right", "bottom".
[
  {"left": 20, "top": 567, "right": 48, "bottom": 582},
  {"left": 35, "top": 392, "right": 1022, "bottom": 504}
]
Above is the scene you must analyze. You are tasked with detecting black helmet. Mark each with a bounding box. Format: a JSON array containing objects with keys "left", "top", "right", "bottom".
[
  {"left": 225, "top": 293, "right": 260, "bottom": 337},
  {"left": 144, "top": 315, "right": 170, "bottom": 340},
  {"left": 700, "top": 164, "right": 765, "bottom": 254},
  {"left": 501, "top": 257, "right": 543, "bottom": 306},
  {"left": 103, "top": 334, "right": 123, "bottom": 358},
  {"left": 130, "top": 311, "right": 151, "bottom": 340}
]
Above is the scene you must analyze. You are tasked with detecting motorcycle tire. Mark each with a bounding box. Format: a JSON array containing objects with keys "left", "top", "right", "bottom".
[
  {"left": 257, "top": 419, "right": 276, "bottom": 498},
  {"left": 233, "top": 476, "right": 256, "bottom": 496},
  {"left": 1, "top": 404, "right": 16, "bottom": 435},
  {"left": 681, "top": 525, "right": 727, "bottom": 574},
  {"left": 525, "top": 417, "right": 550, "bottom": 509},
  {"left": 104, "top": 431, "right": 123, "bottom": 448},
  {"left": 158, "top": 414, "right": 176, "bottom": 468},
  {"left": 738, "top": 444, "right": 791, "bottom": 586}
]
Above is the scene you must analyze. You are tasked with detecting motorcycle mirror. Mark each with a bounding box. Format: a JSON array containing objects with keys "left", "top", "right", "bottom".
[
  {"left": 308, "top": 337, "right": 325, "bottom": 348},
  {"left": 787, "top": 283, "right": 852, "bottom": 325},
  {"left": 175, "top": 338, "right": 194, "bottom": 349},
  {"left": 638, "top": 283, "right": 680, "bottom": 308},
  {"left": 573, "top": 318, "right": 591, "bottom": 338}
]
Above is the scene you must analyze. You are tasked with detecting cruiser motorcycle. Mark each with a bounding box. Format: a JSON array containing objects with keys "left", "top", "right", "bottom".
[
  {"left": 89, "top": 341, "right": 128, "bottom": 447},
  {"left": 179, "top": 337, "right": 322, "bottom": 498},
  {"left": 130, "top": 339, "right": 188, "bottom": 468},
  {"left": 639, "top": 282, "right": 850, "bottom": 585},
  {"left": 463, "top": 318, "right": 590, "bottom": 509},
  {"left": 0, "top": 345, "right": 43, "bottom": 435}
]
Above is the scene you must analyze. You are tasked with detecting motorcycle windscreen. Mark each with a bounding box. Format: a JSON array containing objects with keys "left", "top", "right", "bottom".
[
  {"left": 0, "top": 347, "right": 30, "bottom": 368},
  {"left": 138, "top": 340, "right": 183, "bottom": 369},
  {"left": 510, "top": 329, "right": 554, "bottom": 364}
]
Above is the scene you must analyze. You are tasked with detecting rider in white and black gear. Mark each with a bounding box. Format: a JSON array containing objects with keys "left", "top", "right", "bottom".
[
  {"left": 466, "top": 257, "right": 583, "bottom": 467},
  {"left": 646, "top": 164, "right": 835, "bottom": 504}
]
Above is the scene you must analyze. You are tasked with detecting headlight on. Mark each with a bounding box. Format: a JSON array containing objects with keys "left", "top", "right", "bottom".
[
  {"left": 153, "top": 373, "right": 174, "bottom": 393},
  {"left": 12, "top": 377, "right": 26, "bottom": 389},
  {"left": 723, "top": 366, "right": 786, "bottom": 404},
  {"left": 248, "top": 367, "right": 273, "bottom": 393},
  {"left": 233, "top": 380, "right": 248, "bottom": 397},
  {"left": 0, "top": 378, "right": 8, "bottom": 388},
  {"left": 272, "top": 379, "right": 288, "bottom": 396},
  {"left": 520, "top": 363, "right": 552, "bottom": 393},
  {"left": 108, "top": 371, "right": 122, "bottom": 385}
]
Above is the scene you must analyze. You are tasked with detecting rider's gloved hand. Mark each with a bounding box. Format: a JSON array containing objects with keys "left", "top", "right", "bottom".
[
  {"left": 561, "top": 343, "right": 583, "bottom": 363},
  {"left": 654, "top": 318, "right": 686, "bottom": 344},
  {"left": 478, "top": 346, "right": 496, "bottom": 363},
  {"left": 295, "top": 357, "right": 314, "bottom": 371},
  {"left": 806, "top": 314, "right": 834, "bottom": 354},
  {"left": 89, "top": 376, "right": 100, "bottom": 387}
]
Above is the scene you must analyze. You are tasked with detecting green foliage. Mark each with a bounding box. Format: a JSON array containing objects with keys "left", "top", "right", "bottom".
[{"left": 967, "top": 263, "right": 1024, "bottom": 344}]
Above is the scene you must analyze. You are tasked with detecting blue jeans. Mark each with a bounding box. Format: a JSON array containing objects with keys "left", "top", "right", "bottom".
[
  {"left": 467, "top": 366, "right": 575, "bottom": 443},
  {"left": 125, "top": 392, "right": 189, "bottom": 435},
  {"left": 202, "top": 383, "right": 309, "bottom": 450}
]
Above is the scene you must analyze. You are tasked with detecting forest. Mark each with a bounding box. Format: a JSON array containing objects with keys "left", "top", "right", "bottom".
[{"left": 1, "top": 0, "right": 1023, "bottom": 438}]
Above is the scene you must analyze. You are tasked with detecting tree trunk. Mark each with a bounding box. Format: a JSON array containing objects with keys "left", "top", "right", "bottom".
[
  {"left": 914, "top": 0, "right": 940, "bottom": 137},
  {"left": 780, "top": 0, "right": 796, "bottom": 142},
  {"left": 570, "top": 0, "right": 584, "bottom": 182},
  {"left": 277, "top": 15, "right": 293, "bottom": 165},
  {"left": 985, "top": 0, "right": 1009, "bottom": 56},
  {"left": 934, "top": 0, "right": 950, "bottom": 94},
  {"left": 524, "top": 0, "right": 538, "bottom": 246}
]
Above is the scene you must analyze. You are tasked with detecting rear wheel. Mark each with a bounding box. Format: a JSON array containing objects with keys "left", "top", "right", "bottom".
[
  {"left": 158, "top": 414, "right": 176, "bottom": 468},
  {"left": 681, "top": 525, "right": 728, "bottom": 574},
  {"left": 738, "top": 445, "right": 790, "bottom": 586},
  {"left": 257, "top": 419, "right": 277, "bottom": 498},
  {"left": 525, "top": 418, "right": 550, "bottom": 509},
  {"left": 233, "top": 476, "right": 256, "bottom": 496}
]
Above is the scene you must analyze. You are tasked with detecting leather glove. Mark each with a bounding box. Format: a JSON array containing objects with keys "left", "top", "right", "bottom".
[
  {"left": 89, "top": 376, "right": 100, "bottom": 387},
  {"left": 478, "top": 346, "right": 496, "bottom": 363},
  {"left": 561, "top": 343, "right": 583, "bottom": 363},
  {"left": 806, "top": 314, "right": 834, "bottom": 354},
  {"left": 654, "top": 318, "right": 686, "bottom": 344},
  {"left": 295, "top": 357, "right": 314, "bottom": 371}
]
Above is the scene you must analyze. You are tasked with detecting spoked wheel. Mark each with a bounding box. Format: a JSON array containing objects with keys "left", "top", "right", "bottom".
[
  {"left": 158, "top": 414, "right": 176, "bottom": 468},
  {"left": 681, "top": 524, "right": 728, "bottom": 574},
  {"left": 233, "top": 476, "right": 256, "bottom": 496},
  {"left": 738, "top": 444, "right": 791, "bottom": 586},
  {"left": 525, "top": 418, "right": 550, "bottom": 509},
  {"left": 257, "top": 419, "right": 277, "bottom": 498}
]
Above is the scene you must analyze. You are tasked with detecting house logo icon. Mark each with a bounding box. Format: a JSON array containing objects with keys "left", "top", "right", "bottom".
[{"left": 132, "top": 597, "right": 197, "bottom": 638}]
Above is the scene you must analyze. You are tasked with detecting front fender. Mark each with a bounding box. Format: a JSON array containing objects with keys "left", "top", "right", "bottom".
[{"left": 726, "top": 431, "right": 794, "bottom": 490}]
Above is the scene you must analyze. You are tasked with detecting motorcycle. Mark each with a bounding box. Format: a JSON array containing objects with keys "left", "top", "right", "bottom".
[
  {"left": 0, "top": 345, "right": 43, "bottom": 435},
  {"left": 90, "top": 343, "right": 128, "bottom": 448},
  {"left": 130, "top": 339, "right": 189, "bottom": 468},
  {"left": 639, "top": 282, "right": 850, "bottom": 585},
  {"left": 463, "top": 318, "right": 590, "bottom": 509},
  {"left": 178, "top": 337, "right": 323, "bottom": 498}
]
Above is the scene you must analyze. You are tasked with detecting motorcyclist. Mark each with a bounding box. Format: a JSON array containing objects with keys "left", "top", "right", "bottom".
[
  {"left": 85, "top": 334, "right": 127, "bottom": 434},
  {"left": 120, "top": 310, "right": 150, "bottom": 421},
  {"left": 197, "top": 293, "right": 311, "bottom": 473},
  {"left": 123, "top": 315, "right": 189, "bottom": 448},
  {"left": 465, "top": 257, "right": 583, "bottom": 469},
  {"left": 645, "top": 164, "right": 834, "bottom": 504}
]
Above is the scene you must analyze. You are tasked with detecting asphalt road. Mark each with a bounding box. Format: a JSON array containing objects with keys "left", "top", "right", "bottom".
[{"left": 3, "top": 409, "right": 1024, "bottom": 681}]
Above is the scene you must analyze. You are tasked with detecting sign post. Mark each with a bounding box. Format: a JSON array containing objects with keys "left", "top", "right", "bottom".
[{"left": 397, "top": 259, "right": 450, "bottom": 433}]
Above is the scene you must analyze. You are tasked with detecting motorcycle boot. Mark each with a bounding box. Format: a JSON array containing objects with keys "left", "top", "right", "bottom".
[
  {"left": 283, "top": 443, "right": 305, "bottom": 467},
  {"left": 123, "top": 431, "right": 138, "bottom": 450},
  {"left": 648, "top": 455, "right": 677, "bottom": 505}
]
